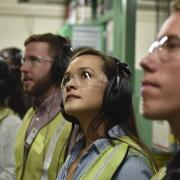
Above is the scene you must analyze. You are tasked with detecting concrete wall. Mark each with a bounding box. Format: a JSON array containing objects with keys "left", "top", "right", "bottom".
[{"left": 0, "top": 0, "right": 65, "bottom": 49}]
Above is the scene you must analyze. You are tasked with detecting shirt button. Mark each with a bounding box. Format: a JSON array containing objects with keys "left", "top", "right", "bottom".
[{"left": 36, "top": 117, "right": 40, "bottom": 121}]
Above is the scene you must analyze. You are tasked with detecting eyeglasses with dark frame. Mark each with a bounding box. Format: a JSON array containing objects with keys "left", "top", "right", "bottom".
[
  {"left": 149, "top": 35, "right": 180, "bottom": 54},
  {"left": 21, "top": 55, "right": 53, "bottom": 66}
]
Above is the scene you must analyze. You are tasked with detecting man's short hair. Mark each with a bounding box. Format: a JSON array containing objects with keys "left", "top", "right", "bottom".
[{"left": 171, "top": 0, "right": 180, "bottom": 12}]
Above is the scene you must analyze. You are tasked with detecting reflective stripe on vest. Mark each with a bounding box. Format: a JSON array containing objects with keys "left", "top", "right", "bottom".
[
  {"left": 120, "top": 136, "right": 157, "bottom": 174},
  {"left": 40, "top": 119, "right": 66, "bottom": 180},
  {"left": 15, "top": 108, "right": 71, "bottom": 180},
  {"left": 94, "top": 143, "right": 128, "bottom": 179},
  {"left": 79, "top": 136, "right": 157, "bottom": 180},
  {"left": 82, "top": 142, "right": 129, "bottom": 180},
  {"left": 151, "top": 166, "right": 167, "bottom": 180}
]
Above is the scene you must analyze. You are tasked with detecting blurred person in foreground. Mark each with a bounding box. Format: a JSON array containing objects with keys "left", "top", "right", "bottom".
[
  {"left": 15, "top": 33, "right": 72, "bottom": 180},
  {"left": 0, "top": 55, "right": 21, "bottom": 180},
  {"left": 140, "top": 0, "right": 180, "bottom": 179}
]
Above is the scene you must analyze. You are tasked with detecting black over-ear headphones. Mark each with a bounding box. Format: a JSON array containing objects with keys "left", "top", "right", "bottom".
[
  {"left": 103, "top": 58, "right": 132, "bottom": 118},
  {"left": 51, "top": 41, "right": 73, "bottom": 84}
]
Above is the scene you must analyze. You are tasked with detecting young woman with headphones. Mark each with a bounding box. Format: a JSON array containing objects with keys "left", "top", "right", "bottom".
[{"left": 57, "top": 48, "right": 157, "bottom": 180}]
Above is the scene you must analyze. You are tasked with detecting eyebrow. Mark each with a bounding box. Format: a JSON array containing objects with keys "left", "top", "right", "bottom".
[
  {"left": 65, "top": 66, "right": 96, "bottom": 75},
  {"left": 78, "top": 67, "right": 95, "bottom": 73}
]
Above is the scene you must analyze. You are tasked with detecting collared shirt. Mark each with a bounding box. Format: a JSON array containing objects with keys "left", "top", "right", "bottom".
[
  {"left": 24, "top": 90, "right": 61, "bottom": 159},
  {"left": 57, "top": 126, "right": 154, "bottom": 180}
]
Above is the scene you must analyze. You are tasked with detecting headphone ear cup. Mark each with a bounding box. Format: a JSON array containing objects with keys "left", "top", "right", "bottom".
[
  {"left": 51, "top": 56, "right": 60, "bottom": 83},
  {"left": 52, "top": 54, "right": 70, "bottom": 83},
  {"left": 103, "top": 77, "right": 116, "bottom": 109},
  {"left": 51, "top": 44, "right": 73, "bottom": 83},
  {"left": 103, "top": 75, "right": 132, "bottom": 116}
]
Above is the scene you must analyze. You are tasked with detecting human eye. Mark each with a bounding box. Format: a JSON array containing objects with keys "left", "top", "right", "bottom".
[
  {"left": 162, "top": 36, "right": 180, "bottom": 50},
  {"left": 61, "top": 74, "right": 71, "bottom": 88},
  {"left": 29, "top": 56, "right": 40, "bottom": 63},
  {"left": 81, "top": 71, "right": 91, "bottom": 80}
]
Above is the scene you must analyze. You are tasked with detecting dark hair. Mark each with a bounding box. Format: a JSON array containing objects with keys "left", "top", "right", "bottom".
[
  {"left": 1, "top": 47, "right": 22, "bottom": 83},
  {"left": 24, "top": 33, "right": 72, "bottom": 83},
  {"left": 0, "top": 55, "right": 15, "bottom": 106},
  {"left": 1, "top": 47, "right": 22, "bottom": 67}
]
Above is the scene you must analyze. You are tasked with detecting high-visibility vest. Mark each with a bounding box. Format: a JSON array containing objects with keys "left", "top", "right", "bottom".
[
  {"left": 15, "top": 108, "right": 72, "bottom": 180},
  {"left": 151, "top": 166, "right": 167, "bottom": 180},
  {"left": 0, "top": 108, "right": 14, "bottom": 123},
  {"left": 78, "top": 136, "right": 157, "bottom": 180}
]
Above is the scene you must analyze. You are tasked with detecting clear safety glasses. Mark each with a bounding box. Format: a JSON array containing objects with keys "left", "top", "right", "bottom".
[
  {"left": 61, "top": 70, "right": 107, "bottom": 90},
  {"left": 21, "top": 55, "right": 53, "bottom": 67},
  {"left": 149, "top": 35, "right": 180, "bottom": 55}
]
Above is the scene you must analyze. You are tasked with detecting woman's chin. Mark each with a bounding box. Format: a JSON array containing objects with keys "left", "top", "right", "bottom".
[{"left": 65, "top": 109, "right": 78, "bottom": 117}]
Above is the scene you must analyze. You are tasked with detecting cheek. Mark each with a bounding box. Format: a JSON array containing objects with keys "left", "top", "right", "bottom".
[
  {"left": 164, "top": 87, "right": 180, "bottom": 116},
  {"left": 162, "top": 66, "right": 180, "bottom": 98},
  {"left": 142, "top": 97, "right": 167, "bottom": 119},
  {"left": 36, "top": 67, "right": 52, "bottom": 80},
  {"left": 35, "top": 73, "right": 51, "bottom": 86},
  {"left": 85, "top": 86, "right": 106, "bottom": 106},
  {"left": 146, "top": 99, "right": 180, "bottom": 120},
  {"left": 143, "top": 86, "right": 180, "bottom": 120}
]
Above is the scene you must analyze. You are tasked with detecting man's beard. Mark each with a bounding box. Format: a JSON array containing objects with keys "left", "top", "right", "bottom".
[{"left": 25, "top": 75, "right": 54, "bottom": 97}]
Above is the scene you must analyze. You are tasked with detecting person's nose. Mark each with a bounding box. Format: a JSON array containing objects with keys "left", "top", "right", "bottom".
[
  {"left": 65, "top": 76, "right": 78, "bottom": 92},
  {"left": 140, "top": 51, "right": 160, "bottom": 73},
  {"left": 20, "top": 60, "right": 31, "bottom": 72}
]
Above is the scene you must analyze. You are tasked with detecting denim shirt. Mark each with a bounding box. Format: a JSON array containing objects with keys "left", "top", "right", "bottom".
[{"left": 57, "top": 126, "right": 154, "bottom": 180}]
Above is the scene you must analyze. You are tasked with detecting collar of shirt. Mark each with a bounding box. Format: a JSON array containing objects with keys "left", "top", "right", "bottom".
[
  {"left": 32, "top": 90, "right": 62, "bottom": 112},
  {"left": 69, "top": 125, "right": 126, "bottom": 155}
]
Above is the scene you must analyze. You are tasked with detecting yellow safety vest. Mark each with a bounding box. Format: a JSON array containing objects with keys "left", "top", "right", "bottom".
[
  {"left": 0, "top": 108, "right": 15, "bottom": 123},
  {"left": 151, "top": 166, "right": 167, "bottom": 180},
  {"left": 79, "top": 136, "right": 157, "bottom": 180},
  {"left": 15, "top": 108, "right": 71, "bottom": 180}
]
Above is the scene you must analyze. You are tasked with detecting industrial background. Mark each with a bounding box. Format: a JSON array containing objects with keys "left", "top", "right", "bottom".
[{"left": 0, "top": 0, "right": 173, "bottom": 167}]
